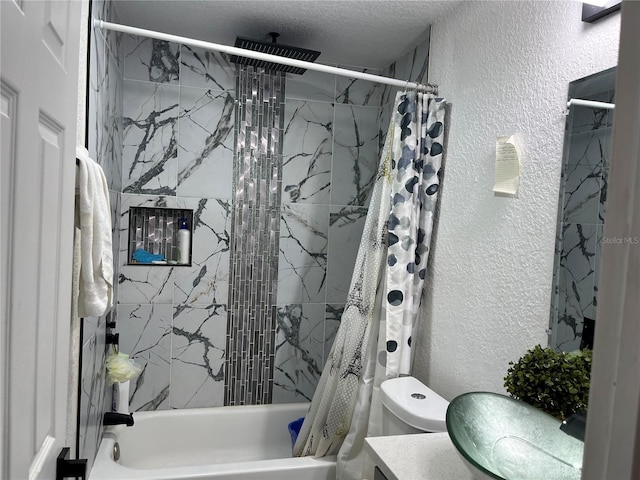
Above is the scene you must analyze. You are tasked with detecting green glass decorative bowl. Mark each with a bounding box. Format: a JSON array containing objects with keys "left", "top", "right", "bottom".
[{"left": 446, "top": 392, "right": 584, "bottom": 480}]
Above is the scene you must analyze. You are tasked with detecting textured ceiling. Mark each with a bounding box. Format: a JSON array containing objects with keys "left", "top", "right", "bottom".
[{"left": 113, "top": 0, "right": 463, "bottom": 69}]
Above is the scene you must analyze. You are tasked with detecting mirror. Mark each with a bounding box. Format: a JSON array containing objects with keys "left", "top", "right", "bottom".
[{"left": 549, "top": 67, "right": 617, "bottom": 352}]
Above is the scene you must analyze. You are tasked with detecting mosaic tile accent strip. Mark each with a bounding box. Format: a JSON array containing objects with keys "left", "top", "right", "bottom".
[{"left": 225, "top": 66, "right": 285, "bottom": 405}]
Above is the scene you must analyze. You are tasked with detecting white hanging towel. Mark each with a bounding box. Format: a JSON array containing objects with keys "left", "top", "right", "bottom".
[{"left": 76, "top": 146, "right": 113, "bottom": 317}]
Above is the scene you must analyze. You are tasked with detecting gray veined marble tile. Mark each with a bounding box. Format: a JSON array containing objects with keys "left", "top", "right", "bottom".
[
  {"left": 332, "top": 104, "right": 381, "bottom": 207},
  {"left": 180, "top": 45, "right": 235, "bottom": 91},
  {"left": 391, "top": 27, "right": 431, "bottom": 85},
  {"left": 174, "top": 198, "right": 231, "bottom": 305},
  {"left": 102, "top": 51, "right": 124, "bottom": 192},
  {"left": 88, "top": 29, "right": 106, "bottom": 167},
  {"left": 598, "top": 167, "right": 609, "bottom": 225},
  {"left": 593, "top": 224, "right": 604, "bottom": 312},
  {"left": 177, "top": 87, "right": 235, "bottom": 199},
  {"left": 555, "top": 223, "right": 597, "bottom": 351},
  {"left": 118, "top": 266, "right": 175, "bottom": 305},
  {"left": 380, "top": 61, "right": 398, "bottom": 108},
  {"left": 110, "top": 192, "right": 121, "bottom": 277},
  {"left": 101, "top": 0, "right": 124, "bottom": 75},
  {"left": 285, "top": 69, "right": 335, "bottom": 103},
  {"left": 78, "top": 335, "right": 97, "bottom": 471},
  {"left": 278, "top": 204, "right": 329, "bottom": 304},
  {"left": 82, "top": 314, "right": 103, "bottom": 347},
  {"left": 549, "top": 221, "right": 563, "bottom": 340},
  {"left": 122, "top": 81, "right": 179, "bottom": 195},
  {"left": 380, "top": 62, "right": 400, "bottom": 108},
  {"left": 378, "top": 103, "right": 393, "bottom": 155},
  {"left": 554, "top": 303, "right": 581, "bottom": 352},
  {"left": 113, "top": 65, "right": 125, "bottom": 192},
  {"left": 117, "top": 304, "right": 172, "bottom": 411},
  {"left": 379, "top": 27, "right": 430, "bottom": 108},
  {"left": 170, "top": 304, "right": 227, "bottom": 408},
  {"left": 335, "top": 68, "right": 386, "bottom": 107},
  {"left": 324, "top": 304, "right": 344, "bottom": 364},
  {"left": 282, "top": 100, "right": 333, "bottom": 204},
  {"left": 272, "top": 304, "right": 325, "bottom": 403},
  {"left": 563, "top": 162, "right": 602, "bottom": 225},
  {"left": 567, "top": 128, "right": 610, "bottom": 167},
  {"left": 124, "top": 34, "right": 180, "bottom": 84},
  {"left": 563, "top": 129, "right": 608, "bottom": 225},
  {"left": 560, "top": 223, "right": 597, "bottom": 297},
  {"left": 92, "top": 0, "right": 108, "bottom": 22},
  {"left": 598, "top": 128, "right": 613, "bottom": 225},
  {"left": 570, "top": 90, "right": 613, "bottom": 135},
  {"left": 79, "top": 327, "right": 108, "bottom": 472},
  {"left": 555, "top": 282, "right": 584, "bottom": 352},
  {"left": 326, "top": 206, "right": 368, "bottom": 304}
]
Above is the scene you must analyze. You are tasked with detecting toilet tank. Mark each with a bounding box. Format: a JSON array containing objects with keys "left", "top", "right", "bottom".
[{"left": 380, "top": 376, "right": 449, "bottom": 434}]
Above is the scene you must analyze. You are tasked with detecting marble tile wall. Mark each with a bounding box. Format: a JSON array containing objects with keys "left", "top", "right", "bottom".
[
  {"left": 80, "top": 0, "right": 123, "bottom": 471},
  {"left": 116, "top": 32, "right": 234, "bottom": 412},
  {"left": 272, "top": 27, "right": 432, "bottom": 403},
  {"left": 552, "top": 87, "right": 614, "bottom": 351},
  {"left": 112, "top": 36, "right": 380, "bottom": 407},
  {"left": 88, "top": 26, "right": 432, "bottom": 411},
  {"left": 273, "top": 68, "right": 384, "bottom": 402}
]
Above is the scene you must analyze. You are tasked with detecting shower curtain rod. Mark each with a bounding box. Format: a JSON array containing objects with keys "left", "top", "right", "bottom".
[
  {"left": 93, "top": 19, "right": 438, "bottom": 94},
  {"left": 567, "top": 98, "right": 615, "bottom": 110}
]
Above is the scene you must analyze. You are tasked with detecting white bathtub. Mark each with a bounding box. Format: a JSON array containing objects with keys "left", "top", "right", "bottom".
[{"left": 90, "top": 403, "right": 336, "bottom": 480}]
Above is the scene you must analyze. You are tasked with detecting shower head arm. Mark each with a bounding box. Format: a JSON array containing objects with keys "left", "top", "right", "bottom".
[{"left": 268, "top": 32, "right": 280, "bottom": 44}]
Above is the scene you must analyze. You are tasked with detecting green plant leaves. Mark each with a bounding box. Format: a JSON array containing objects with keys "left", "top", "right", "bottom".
[{"left": 503, "top": 345, "right": 592, "bottom": 420}]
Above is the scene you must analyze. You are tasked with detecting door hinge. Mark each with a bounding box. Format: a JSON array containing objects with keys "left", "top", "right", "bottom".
[{"left": 56, "top": 447, "right": 87, "bottom": 480}]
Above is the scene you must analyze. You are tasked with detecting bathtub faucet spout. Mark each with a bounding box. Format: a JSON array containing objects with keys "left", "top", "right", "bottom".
[{"left": 103, "top": 412, "right": 134, "bottom": 426}]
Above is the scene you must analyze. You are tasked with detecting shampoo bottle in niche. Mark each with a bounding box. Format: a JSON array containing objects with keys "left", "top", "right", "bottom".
[{"left": 177, "top": 217, "right": 191, "bottom": 264}]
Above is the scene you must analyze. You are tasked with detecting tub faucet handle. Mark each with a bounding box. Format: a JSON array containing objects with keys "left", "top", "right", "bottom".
[{"left": 103, "top": 412, "right": 134, "bottom": 426}]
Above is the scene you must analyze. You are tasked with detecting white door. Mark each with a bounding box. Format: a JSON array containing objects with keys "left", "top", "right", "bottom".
[{"left": 1, "top": 0, "right": 81, "bottom": 478}]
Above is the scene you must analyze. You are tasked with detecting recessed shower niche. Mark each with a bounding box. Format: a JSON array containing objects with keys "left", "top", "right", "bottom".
[{"left": 127, "top": 206, "right": 194, "bottom": 266}]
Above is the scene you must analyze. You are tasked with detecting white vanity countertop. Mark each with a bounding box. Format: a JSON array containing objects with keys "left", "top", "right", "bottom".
[{"left": 364, "top": 432, "right": 474, "bottom": 480}]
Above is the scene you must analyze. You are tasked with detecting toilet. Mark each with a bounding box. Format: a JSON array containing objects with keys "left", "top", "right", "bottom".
[{"left": 380, "top": 376, "right": 449, "bottom": 435}]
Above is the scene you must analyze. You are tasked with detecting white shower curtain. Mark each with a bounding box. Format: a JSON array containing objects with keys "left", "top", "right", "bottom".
[{"left": 293, "top": 91, "right": 446, "bottom": 480}]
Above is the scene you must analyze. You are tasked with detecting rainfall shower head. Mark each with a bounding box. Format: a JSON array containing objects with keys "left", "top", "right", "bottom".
[{"left": 230, "top": 33, "right": 321, "bottom": 75}]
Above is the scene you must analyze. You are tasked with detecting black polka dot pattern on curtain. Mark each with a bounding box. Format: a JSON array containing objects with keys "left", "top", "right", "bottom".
[{"left": 382, "top": 92, "right": 446, "bottom": 377}]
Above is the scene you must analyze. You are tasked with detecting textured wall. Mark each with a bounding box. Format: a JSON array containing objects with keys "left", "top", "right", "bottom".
[{"left": 413, "top": 1, "right": 621, "bottom": 400}]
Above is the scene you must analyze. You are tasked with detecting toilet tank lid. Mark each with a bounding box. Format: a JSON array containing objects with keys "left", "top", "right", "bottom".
[{"left": 380, "top": 376, "right": 449, "bottom": 432}]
